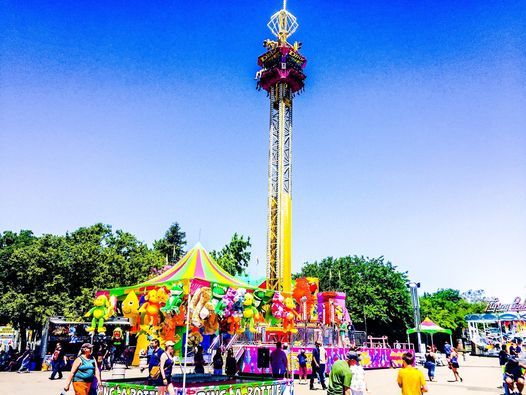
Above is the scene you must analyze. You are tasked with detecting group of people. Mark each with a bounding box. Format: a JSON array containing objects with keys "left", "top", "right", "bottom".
[
  {"left": 498, "top": 339, "right": 525, "bottom": 394},
  {"left": 0, "top": 345, "right": 33, "bottom": 373},
  {"left": 422, "top": 341, "right": 463, "bottom": 383},
  {"left": 266, "top": 341, "right": 367, "bottom": 395},
  {"left": 143, "top": 339, "right": 240, "bottom": 395}
]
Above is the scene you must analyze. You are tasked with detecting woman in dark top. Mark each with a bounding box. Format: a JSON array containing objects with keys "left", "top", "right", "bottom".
[
  {"left": 194, "top": 345, "right": 205, "bottom": 374},
  {"left": 424, "top": 347, "right": 436, "bottom": 381},
  {"left": 212, "top": 349, "right": 224, "bottom": 375},
  {"left": 448, "top": 348, "right": 463, "bottom": 382},
  {"left": 160, "top": 341, "right": 176, "bottom": 395},
  {"left": 225, "top": 348, "right": 237, "bottom": 377}
]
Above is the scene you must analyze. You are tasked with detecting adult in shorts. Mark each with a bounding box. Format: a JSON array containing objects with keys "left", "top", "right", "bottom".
[{"left": 504, "top": 357, "right": 526, "bottom": 394}]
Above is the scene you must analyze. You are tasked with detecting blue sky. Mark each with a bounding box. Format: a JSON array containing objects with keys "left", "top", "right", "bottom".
[{"left": 1, "top": 0, "right": 525, "bottom": 301}]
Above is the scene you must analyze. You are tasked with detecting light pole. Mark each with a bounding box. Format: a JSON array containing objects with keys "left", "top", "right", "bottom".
[{"left": 408, "top": 282, "right": 423, "bottom": 353}]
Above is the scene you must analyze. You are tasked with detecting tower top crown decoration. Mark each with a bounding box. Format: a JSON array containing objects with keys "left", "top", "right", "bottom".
[{"left": 267, "top": 0, "right": 298, "bottom": 44}]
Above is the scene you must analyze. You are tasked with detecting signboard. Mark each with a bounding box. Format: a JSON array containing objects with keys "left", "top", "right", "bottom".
[
  {"left": 241, "top": 346, "right": 413, "bottom": 374},
  {"left": 97, "top": 378, "right": 294, "bottom": 395},
  {"left": 485, "top": 297, "right": 526, "bottom": 313}
]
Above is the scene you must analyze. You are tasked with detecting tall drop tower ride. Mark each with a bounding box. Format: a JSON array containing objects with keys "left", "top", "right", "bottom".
[{"left": 257, "top": 0, "right": 306, "bottom": 294}]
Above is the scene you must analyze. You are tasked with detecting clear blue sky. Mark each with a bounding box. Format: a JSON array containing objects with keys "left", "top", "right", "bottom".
[{"left": 1, "top": 1, "right": 525, "bottom": 301}]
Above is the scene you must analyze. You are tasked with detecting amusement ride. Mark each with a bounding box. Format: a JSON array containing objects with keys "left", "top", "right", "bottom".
[{"left": 39, "top": 2, "right": 415, "bottom": 394}]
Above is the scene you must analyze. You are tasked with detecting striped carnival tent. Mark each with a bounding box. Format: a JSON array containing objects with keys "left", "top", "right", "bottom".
[
  {"left": 106, "top": 242, "right": 253, "bottom": 297},
  {"left": 407, "top": 317, "right": 453, "bottom": 347}
]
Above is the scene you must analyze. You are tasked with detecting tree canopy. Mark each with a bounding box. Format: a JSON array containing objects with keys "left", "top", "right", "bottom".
[
  {"left": 210, "top": 233, "right": 252, "bottom": 277},
  {"left": 0, "top": 224, "right": 165, "bottom": 347},
  {"left": 419, "top": 288, "right": 486, "bottom": 338},
  {"left": 153, "top": 222, "right": 187, "bottom": 263},
  {"left": 296, "top": 255, "right": 413, "bottom": 338}
]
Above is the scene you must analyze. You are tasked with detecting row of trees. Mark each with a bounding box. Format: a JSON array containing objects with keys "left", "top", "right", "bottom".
[
  {"left": 0, "top": 221, "right": 486, "bottom": 348},
  {"left": 0, "top": 222, "right": 251, "bottom": 348}
]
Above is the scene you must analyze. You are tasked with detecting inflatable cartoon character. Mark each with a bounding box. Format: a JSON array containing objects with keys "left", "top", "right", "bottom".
[
  {"left": 85, "top": 294, "right": 113, "bottom": 334},
  {"left": 202, "top": 301, "right": 219, "bottom": 335},
  {"left": 239, "top": 293, "right": 260, "bottom": 333},
  {"left": 161, "top": 282, "right": 185, "bottom": 314},
  {"left": 282, "top": 297, "right": 300, "bottom": 333},
  {"left": 216, "top": 287, "right": 236, "bottom": 318},
  {"left": 187, "top": 329, "right": 203, "bottom": 350},
  {"left": 122, "top": 291, "right": 140, "bottom": 332},
  {"left": 271, "top": 292, "right": 286, "bottom": 319},
  {"left": 210, "top": 283, "right": 227, "bottom": 311},
  {"left": 139, "top": 289, "right": 164, "bottom": 327},
  {"left": 189, "top": 286, "right": 212, "bottom": 328}
]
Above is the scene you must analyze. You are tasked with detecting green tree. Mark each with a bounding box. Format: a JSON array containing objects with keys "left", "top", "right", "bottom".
[
  {"left": 153, "top": 222, "right": 187, "bottom": 263},
  {"left": 211, "top": 233, "right": 252, "bottom": 276},
  {"left": 0, "top": 233, "right": 71, "bottom": 348},
  {"left": 0, "top": 224, "right": 165, "bottom": 349},
  {"left": 296, "top": 255, "right": 413, "bottom": 338},
  {"left": 419, "top": 288, "right": 486, "bottom": 338}
]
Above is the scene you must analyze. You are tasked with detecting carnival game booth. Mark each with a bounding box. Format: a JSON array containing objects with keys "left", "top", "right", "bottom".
[
  {"left": 94, "top": 243, "right": 255, "bottom": 365},
  {"left": 406, "top": 317, "right": 453, "bottom": 349}
]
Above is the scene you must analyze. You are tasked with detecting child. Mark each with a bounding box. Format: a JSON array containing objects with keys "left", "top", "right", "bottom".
[
  {"left": 349, "top": 353, "right": 367, "bottom": 395},
  {"left": 297, "top": 349, "right": 308, "bottom": 384}
]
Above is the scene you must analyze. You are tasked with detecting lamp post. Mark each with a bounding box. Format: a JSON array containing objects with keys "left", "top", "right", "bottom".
[{"left": 408, "top": 282, "right": 423, "bottom": 353}]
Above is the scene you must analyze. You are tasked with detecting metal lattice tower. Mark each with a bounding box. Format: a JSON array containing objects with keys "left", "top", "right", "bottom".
[{"left": 257, "top": 0, "right": 306, "bottom": 294}]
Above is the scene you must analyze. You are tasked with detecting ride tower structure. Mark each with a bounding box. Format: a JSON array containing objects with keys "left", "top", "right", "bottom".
[{"left": 257, "top": 0, "right": 306, "bottom": 295}]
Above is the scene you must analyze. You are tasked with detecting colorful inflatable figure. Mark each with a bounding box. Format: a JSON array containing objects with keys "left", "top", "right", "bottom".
[
  {"left": 161, "top": 282, "right": 185, "bottom": 314},
  {"left": 282, "top": 297, "right": 300, "bottom": 333},
  {"left": 85, "top": 294, "right": 113, "bottom": 334},
  {"left": 122, "top": 291, "right": 141, "bottom": 332},
  {"left": 138, "top": 289, "right": 165, "bottom": 327},
  {"left": 189, "top": 286, "right": 212, "bottom": 328},
  {"left": 238, "top": 293, "right": 260, "bottom": 333},
  {"left": 210, "top": 283, "right": 228, "bottom": 311},
  {"left": 253, "top": 289, "right": 274, "bottom": 319},
  {"left": 216, "top": 287, "right": 236, "bottom": 318},
  {"left": 271, "top": 292, "right": 286, "bottom": 319}
]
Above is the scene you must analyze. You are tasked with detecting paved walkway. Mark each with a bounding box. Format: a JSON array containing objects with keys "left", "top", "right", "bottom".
[{"left": 0, "top": 355, "right": 504, "bottom": 395}]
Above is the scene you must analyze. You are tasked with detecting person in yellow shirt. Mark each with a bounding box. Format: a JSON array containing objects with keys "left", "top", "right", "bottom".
[{"left": 397, "top": 352, "right": 428, "bottom": 395}]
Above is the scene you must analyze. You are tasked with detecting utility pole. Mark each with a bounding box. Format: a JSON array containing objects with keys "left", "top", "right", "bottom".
[{"left": 408, "top": 282, "right": 423, "bottom": 353}]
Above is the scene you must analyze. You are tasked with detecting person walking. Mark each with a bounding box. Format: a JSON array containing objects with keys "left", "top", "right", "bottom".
[
  {"left": 212, "top": 348, "right": 224, "bottom": 375},
  {"left": 194, "top": 345, "right": 206, "bottom": 374},
  {"left": 397, "top": 352, "right": 428, "bottom": 395},
  {"left": 17, "top": 346, "right": 32, "bottom": 373},
  {"left": 225, "top": 348, "right": 237, "bottom": 377},
  {"left": 448, "top": 348, "right": 463, "bottom": 382},
  {"left": 270, "top": 341, "right": 288, "bottom": 379},
  {"left": 50, "top": 343, "right": 67, "bottom": 379},
  {"left": 160, "top": 341, "right": 176, "bottom": 395},
  {"left": 348, "top": 353, "right": 367, "bottom": 395},
  {"left": 424, "top": 347, "right": 436, "bottom": 382},
  {"left": 443, "top": 341, "right": 452, "bottom": 358},
  {"left": 310, "top": 341, "right": 327, "bottom": 390},
  {"left": 63, "top": 343, "right": 101, "bottom": 395},
  {"left": 147, "top": 339, "right": 164, "bottom": 386},
  {"left": 327, "top": 351, "right": 355, "bottom": 395},
  {"left": 297, "top": 348, "right": 308, "bottom": 384}
]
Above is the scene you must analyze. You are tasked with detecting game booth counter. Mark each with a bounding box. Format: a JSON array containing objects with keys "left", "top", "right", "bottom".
[{"left": 96, "top": 375, "right": 294, "bottom": 395}]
